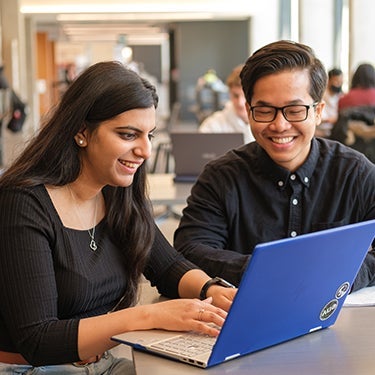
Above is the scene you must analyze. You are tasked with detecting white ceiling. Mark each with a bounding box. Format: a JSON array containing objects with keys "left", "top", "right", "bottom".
[
  {"left": 20, "top": 0, "right": 254, "bottom": 42},
  {"left": 20, "top": 0, "right": 254, "bottom": 15}
]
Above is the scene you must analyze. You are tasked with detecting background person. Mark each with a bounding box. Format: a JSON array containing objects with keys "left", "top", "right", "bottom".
[
  {"left": 199, "top": 64, "right": 255, "bottom": 144},
  {"left": 0, "top": 61, "right": 236, "bottom": 374},
  {"left": 331, "top": 63, "right": 375, "bottom": 162},
  {"left": 174, "top": 40, "right": 375, "bottom": 290},
  {"left": 316, "top": 67, "right": 344, "bottom": 137},
  {"left": 194, "top": 68, "right": 227, "bottom": 124},
  {"left": 338, "top": 63, "right": 375, "bottom": 110}
]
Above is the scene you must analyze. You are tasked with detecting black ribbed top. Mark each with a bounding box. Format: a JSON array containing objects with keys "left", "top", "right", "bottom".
[{"left": 0, "top": 185, "right": 196, "bottom": 365}]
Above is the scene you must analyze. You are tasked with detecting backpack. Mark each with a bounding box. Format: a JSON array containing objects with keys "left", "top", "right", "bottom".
[{"left": 6, "top": 90, "right": 27, "bottom": 133}]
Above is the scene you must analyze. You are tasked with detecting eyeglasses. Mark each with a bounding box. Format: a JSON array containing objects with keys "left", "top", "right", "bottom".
[{"left": 249, "top": 103, "right": 318, "bottom": 123}]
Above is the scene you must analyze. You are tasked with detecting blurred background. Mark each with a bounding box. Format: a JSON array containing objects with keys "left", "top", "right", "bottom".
[{"left": 0, "top": 0, "right": 373, "bottom": 167}]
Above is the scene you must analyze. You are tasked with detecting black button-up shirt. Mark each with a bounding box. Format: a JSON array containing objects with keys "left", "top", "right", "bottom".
[{"left": 174, "top": 138, "right": 375, "bottom": 290}]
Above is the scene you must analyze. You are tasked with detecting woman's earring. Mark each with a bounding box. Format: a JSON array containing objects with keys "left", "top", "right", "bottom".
[{"left": 78, "top": 139, "right": 84, "bottom": 145}]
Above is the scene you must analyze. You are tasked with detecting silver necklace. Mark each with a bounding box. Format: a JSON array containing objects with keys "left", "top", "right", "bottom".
[{"left": 68, "top": 185, "right": 99, "bottom": 251}]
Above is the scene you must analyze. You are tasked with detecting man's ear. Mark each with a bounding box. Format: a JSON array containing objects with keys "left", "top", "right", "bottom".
[
  {"left": 245, "top": 102, "right": 251, "bottom": 118},
  {"left": 315, "top": 101, "right": 325, "bottom": 126}
]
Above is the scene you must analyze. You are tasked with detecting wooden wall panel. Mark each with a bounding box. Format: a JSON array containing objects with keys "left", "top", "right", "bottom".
[{"left": 36, "top": 32, "right": 56, "bottom": 118}]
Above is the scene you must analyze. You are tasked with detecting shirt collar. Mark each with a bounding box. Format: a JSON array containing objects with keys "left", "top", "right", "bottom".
[{"left": 255, "top": 139, "right": 319, "bottom": 190}]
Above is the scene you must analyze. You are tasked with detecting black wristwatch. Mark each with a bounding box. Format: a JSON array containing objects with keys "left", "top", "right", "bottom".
[{"left": 200, "top": 277, "right": 235, "bottom": 300}]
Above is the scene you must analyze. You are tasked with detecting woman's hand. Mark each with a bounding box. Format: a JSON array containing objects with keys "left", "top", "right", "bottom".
[{"left": 146, "top": 297, "right": 227, "bottom": 337}]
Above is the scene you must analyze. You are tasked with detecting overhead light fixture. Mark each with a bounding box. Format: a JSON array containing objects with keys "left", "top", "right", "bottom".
[
  {"left": 65, "top": 34, "right": 168, "bottom": 44},
  {"left": 61, "top": 24, "right": 163, "bottom": 35},
  {"left": 20, "top": 2, "right": 252, "bottom": 17},
  {"left": 55, "top": 12, "right": 218, "bottom": 22},
  {"left": 121, "top": 46, "right": 133, "bottom": 62}
]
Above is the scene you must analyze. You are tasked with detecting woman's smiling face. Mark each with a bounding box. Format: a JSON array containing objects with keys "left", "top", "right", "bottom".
[
  {"left": 248, "top": 69, "right": 324, "bottom": 172},
  {"left": 78, "top": 106, "right": 156, "bottom": 188}
]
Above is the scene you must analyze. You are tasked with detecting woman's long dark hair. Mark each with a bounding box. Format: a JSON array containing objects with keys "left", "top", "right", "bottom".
[
  {"left": 0, "top": 61, "right": 159, "bottom": 307},
  {"left": 351, "top": 63, "right": 375, "bottom": 89}
]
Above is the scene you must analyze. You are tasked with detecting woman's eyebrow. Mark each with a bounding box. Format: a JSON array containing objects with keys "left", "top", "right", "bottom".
[{"left": 116, "top": 125, "right": 157, "bottom": 133}]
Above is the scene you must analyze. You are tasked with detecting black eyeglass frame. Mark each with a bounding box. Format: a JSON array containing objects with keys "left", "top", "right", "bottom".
[{"left": 249, "top": 102, "right": 319, "bottom": 123}]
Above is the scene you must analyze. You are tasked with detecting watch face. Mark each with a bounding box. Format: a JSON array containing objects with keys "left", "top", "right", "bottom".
[{"left": 216, "top": 277, "right": 235, "bottom": 288}]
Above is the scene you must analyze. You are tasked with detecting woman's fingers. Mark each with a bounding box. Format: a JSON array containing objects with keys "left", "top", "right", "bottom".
[{"left": 149, "top": 298, "right": 227, "bottom": 336}]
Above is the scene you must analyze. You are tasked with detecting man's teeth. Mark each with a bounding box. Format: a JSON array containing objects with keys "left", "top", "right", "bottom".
[{"left": 272, "top": 137, "right": 293, "bottom": 144}]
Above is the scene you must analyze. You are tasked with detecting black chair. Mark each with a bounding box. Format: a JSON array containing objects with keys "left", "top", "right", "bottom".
[
  {"left": 149, "top": 102, "right": 181, "bottom": 174},
  {"left": 150, "top": 141, "right": 172, "bottom": 173},
  {"left": 330, "top": 106, "right": 375, "bottom": 163}
]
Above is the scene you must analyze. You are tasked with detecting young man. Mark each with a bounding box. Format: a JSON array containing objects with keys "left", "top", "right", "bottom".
[
  {"left": 199, "top": 64, "right": 255, "bottom": 144},
  {"left": 174, "top": 40, "right": 375, "bottom": 291},
  {"left": 317, "top": 68, "right": 344, "bottom": 137}
]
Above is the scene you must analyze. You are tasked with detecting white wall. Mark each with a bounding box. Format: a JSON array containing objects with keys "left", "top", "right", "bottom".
[
  {"left": 249, "top": 0, "right": 279, "bottom": 52},
  {"left": 350, "top": 0, "right": 375, "bottom": 72},
  {"left": 300, "top": 0, "right": 336, "bottom": 70}
]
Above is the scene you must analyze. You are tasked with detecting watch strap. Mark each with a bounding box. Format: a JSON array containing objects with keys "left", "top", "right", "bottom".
[{"left": 199, "top": 277, "right": 235, "bottom": 300}]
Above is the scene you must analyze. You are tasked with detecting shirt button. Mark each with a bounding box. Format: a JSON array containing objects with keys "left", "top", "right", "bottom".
[
  {"left": 290, "top": 174, "right": 296, "bottom": 180},
  {"left": 292, "top": 198, "right": 298, "bottom": 205},
  {"left": 291, "top": 231, "right": 297, "bottom": 237},
  {"left": 278, "top": 180, "right": 284, "bottom": 187},
  {"left": 304, "top": 177, "right": 309, "bottom": 183}
]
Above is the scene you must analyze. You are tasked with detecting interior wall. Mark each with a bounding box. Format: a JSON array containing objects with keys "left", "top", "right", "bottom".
[
  {"left": 176, "top": 19, "right": 251, "bottom": 122},
  {"left": 349, "top": 0, "right": 375, "bottom": 71},
  {"left": 131, "top": 45, "right": 162, "bottom": 83}
]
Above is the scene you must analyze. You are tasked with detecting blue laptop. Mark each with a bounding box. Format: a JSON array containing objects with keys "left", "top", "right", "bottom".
[{"left": 112, "top": 220, "right": 375, "bottom": 368}]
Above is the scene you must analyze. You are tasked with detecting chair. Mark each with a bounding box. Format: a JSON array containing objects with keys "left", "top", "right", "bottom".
[
  {"left": 330, "top": 106, "right": 375, "bottom": 163},
  {"left": 149, "top": 102, "right": 181, "bottom": 174},
  {"left": 150, "top": 102, "right": 183, "bottom": 222},
  {"left": 150, "top": 141, "right": 172, "bottom": 173}
]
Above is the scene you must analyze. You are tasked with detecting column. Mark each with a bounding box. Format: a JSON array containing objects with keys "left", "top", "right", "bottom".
[
  {"left": 0, "top": 0, "right": 35, "bottom": 167},
  {"left": 349, "top": 0, "right": 375, "bottom": 73},
  {"left": 299, "top": 0, "right": 337, "bottom": 70}
]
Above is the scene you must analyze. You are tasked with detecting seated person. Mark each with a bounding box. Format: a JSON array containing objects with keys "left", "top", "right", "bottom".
[
  {"left": 338, "top": 63, "right": 375, "bottom": 111},
  {"left": 0, "top": 61, "right": 236, "bottom": 373},
  {"left": 331, "top": 105, "right": 375, "bottom": 163},
  {"left": 330, "top": 64, "right": 375, "bottom": 162},
  {"left": 316, "top": 67, "right": 344, "bottom": 137},
  {"left": 174, "top": 40, "right": 375, "bottom": 292},
  {"left": 199, "top": 65, "right": 255, "bottom": 144}
]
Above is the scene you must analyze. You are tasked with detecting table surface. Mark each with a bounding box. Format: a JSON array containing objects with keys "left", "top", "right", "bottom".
[
  {"left": 131, "top": 283, "right": 375, "bottom": 375},
  {"left": 147, "top": 173, "right": 193, "bottom": 205}
]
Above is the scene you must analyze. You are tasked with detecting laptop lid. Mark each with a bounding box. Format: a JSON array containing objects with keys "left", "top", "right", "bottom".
[
  {"left": 112, "top": 220, "right": 375, "bottom": 368},
  {"left": 170, "top": 132, "right": 244, "bottom": 182}
]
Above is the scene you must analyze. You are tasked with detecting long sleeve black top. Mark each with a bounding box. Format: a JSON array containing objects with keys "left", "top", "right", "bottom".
[
  {"left": 0, "top": 185, "right": 197, "bottom": 365},
  {"left": 174, "top": 138, "right": 375, "bottom": 289}
]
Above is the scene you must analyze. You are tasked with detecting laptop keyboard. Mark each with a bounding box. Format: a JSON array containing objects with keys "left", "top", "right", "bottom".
[{"left": 150, "top": 333, "right": 215, "bottom": 357}]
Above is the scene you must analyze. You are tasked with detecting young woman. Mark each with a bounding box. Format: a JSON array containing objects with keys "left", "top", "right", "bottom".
[{"left": 0, "top": 61, "right": 236, "bottom": 374}]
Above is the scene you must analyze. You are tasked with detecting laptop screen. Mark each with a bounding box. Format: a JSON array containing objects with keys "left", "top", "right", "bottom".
[{"left": 170, "top": 132, "right": 244, "bottom": 182}]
